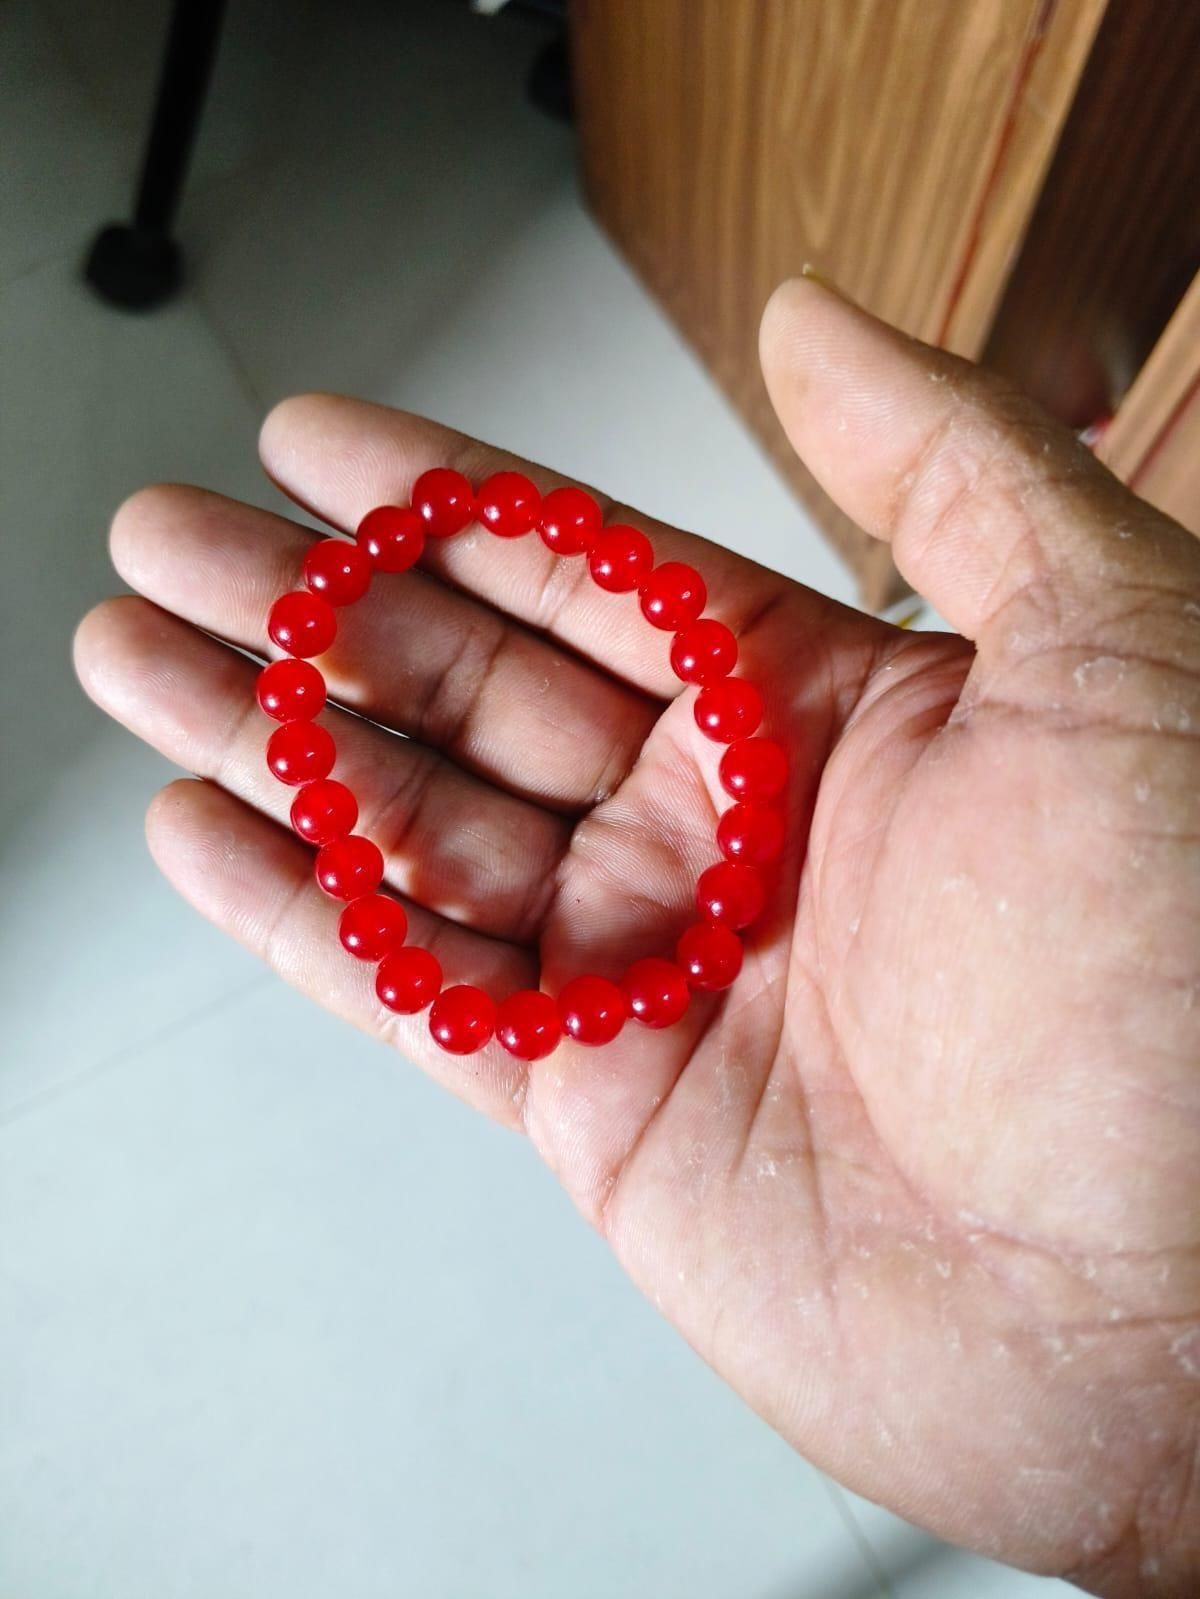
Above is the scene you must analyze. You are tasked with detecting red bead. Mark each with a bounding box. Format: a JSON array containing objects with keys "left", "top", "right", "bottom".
[
  {"left": 377, "top": 946, "right": 442, "bottom": 1014},
  {"left": 268, "top": 591, "right": 337, "bottom": 658},
  {"left": 429, "top": 984, "right": 496, "bottom": 1054},
  {"left": 315, "top": 834, "right": 384, "bottom": 900},
  {"left": 338, "top": 894, "right": 407, "bottom": 961},
  {"left": 696, "top": 861, "right": 766, "bottom": 928},
  {"left": 538, "top": 486, "right": 602, "bottom": 555},
  {"left": 256, "top": 658, "right": 326, "bottom": 722},
  {"left": 558, "top": 975, "right": 626, "bottom": 1045},
  {"left": 717, "top": 802, "right": 785, "bottom": 865},
  {"left": 669, "top": 618, "right": 738, "bottom": 685},
  {"left": 477, "top": 471, "right": 541, "bottom": 538},
  {"left": 621, "top": 958, "right": 689, "bottom": 1029},
  {"left": 302, "top": 538, "right": 371, "bottom": 605},
  {"left": 677, "top": 922, "right": 743, "bottom": 991},
  {"left": 412, "top": 468, "right": 475, "bottom": 537},
  {"left": 357, "top": 505, "right": 426, "bottom": 573},
  {"left": 639, "top": 562, "right": 706, "bottom": 630},
  {"left": 694, "top": 678, "right": 764, "bottom": 742},
  {"left": 588, "top": 524, "right": 653, "bottom": 592},
  {"left": 719, "top": 737, "right": 787, "bottom": 801},
  {"left": 495, "top": 990, "right": 562, "bottom": 1061},
  {"left": 266, "top": 721, "right": 336, "bottom": 785},
  {"left": 290, "top": 779, "right": 358, "bottom": 844}
]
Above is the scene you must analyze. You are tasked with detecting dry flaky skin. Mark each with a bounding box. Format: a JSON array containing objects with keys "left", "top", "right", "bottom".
[{"left": 74, "top": 279, "right": 1199, "bottom": 1596}]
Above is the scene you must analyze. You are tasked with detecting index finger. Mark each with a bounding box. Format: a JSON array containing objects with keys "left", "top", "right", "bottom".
[{"left": 258, "top": 394, "right": 835, "bottom": 697}]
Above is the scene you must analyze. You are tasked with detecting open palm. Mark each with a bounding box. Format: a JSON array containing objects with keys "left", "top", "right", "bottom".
[{"left": 77, "top": 280, "right": 1199, "bottom": 1596}]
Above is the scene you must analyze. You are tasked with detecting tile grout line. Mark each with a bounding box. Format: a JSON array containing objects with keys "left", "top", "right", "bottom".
[
  {"left": 819, "top": 1476, "right": 897, "bottom": 1599},
  {"left": 0, "top": 972, "right": 270, "bottom": 1130}
]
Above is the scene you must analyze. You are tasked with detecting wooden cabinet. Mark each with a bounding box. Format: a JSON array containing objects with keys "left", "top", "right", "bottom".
[{"left": 572, "top": 0, "right": 1200, "bottom": 607}]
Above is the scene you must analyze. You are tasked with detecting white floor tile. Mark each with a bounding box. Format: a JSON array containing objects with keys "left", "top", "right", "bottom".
[
  {"left": 0, "top": 0, "right": 126, "bottom": 281},
  {"left": 0, "top": 256, "right": 269, "bottom": 1107},
  {"left": 0, "top": 981, "right": 883, "bottom": 1599}
]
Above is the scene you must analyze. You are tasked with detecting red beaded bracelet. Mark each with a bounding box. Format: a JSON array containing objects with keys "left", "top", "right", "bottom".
[{"left": 257, "top": 468, "right": 787, "bottom": 1061}]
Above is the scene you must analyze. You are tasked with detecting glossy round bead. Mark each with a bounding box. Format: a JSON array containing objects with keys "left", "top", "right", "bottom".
[
  {"left": 315, "top": 834, "right": 384, "bottom": 900},
  {"left": 266, "top": 721, "right": 336, "bottom": 785},
  {"left": 495, "top": 989, "right": 562, "bottom": 1061},
  {"left": 621, "top": 958, "right": 689, "bottom": 1029},
  {"left": 477, "top": 470, "right": 541, "bottom": 538},
  {"left": 412, "top": 467, "right": 475, "bottom": 537},
  {"left": 694, "top": 678, "right": 764, "bottom": 742},
  {"left": 717, "top": 802, "right": 786, "bottom": 866},
  {"left": 376, "top": 946, "right": 442, "bottom": 1014},
  {"left": 302, "top": 538, "right": 371, "bottom": 605},
  {"left": 429, "top": 984, "right": 496, "bottom": 1054},
  {"left": 256, "top": 658, "right": 327, "bottom": 722},
  {"left": 639, "top": 562, "right": 706, "bottom": 630},
  {"left": 696, "top": 860, "right": 766, "bottom": 928},
  {"left": 268, "top": 590, "right": 337, "bottom": 658},
  {"left": 559, "top": 975, "right": 626, "bottom": 1045},
  {"left": 669, "top": 618, "right": 738, "bottom": 685},
  {"left": 538, "top": 485, "right": 602, "bottom": 555},
  {"left": 719, "top": 737, "right": 788, "bottom": 801},
  {"left": 677, "top": 921, "right": 743, "bottom": 991},
  {"left": 588, "top": 524, "right": 653, "bottom": 592},
  {"left": 338, "top": 894, "right": 407, "bottom": 961},
  {"left": 356, "top": 504, "right": 426, "bottom": 573},
  {"left": 290, "top": 779, "right": 358, "bottom": 845}
]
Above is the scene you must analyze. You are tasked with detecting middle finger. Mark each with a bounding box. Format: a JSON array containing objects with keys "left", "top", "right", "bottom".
[
  {"left": 109, "top": 484, "right": 661, "bottom": 813},
  {"left": 75, "top": 596, "right": 574, "bottom": 945}
]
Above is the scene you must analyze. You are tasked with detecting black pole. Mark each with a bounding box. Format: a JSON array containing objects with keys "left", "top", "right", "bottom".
[{"left": 84, "top": 0, "right": 228, "bottom": 310}]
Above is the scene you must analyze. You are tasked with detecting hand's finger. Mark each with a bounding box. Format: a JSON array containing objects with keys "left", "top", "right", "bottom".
[
  {"left": 760, "top": 275, "right": 1200, "bottom": 657},
  {"left": 145, "top": 779, "right": 533, "bottom": 1129},
  {"left": 257, "top": 393, "right": 840, "bottom": 697},
  {"left": 110, "top": 485, "right": 659, "bottom": 812},
  {"left": 75, "top": 596, "right": 571, "bottom": 944}
]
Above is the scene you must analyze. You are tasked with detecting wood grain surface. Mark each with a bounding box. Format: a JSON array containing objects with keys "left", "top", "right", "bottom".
[
  {"left": 572, "top": 0, "right": 1106, "bottom": 607},
  {"left": 1099, "top": 272, "right": 1200, "bottom": 536},
  {"left": 985, "top": 0, "right": 1200, "bottom": 429}
]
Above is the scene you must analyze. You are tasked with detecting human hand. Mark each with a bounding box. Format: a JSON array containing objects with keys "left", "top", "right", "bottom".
[{"left": 75, "top": 278, "right": 1199, "bottom": 1595}]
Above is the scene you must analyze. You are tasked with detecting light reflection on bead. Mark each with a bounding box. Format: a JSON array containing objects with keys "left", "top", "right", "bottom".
[
  {"left": 639, "top": 562, "right": 706, "bottom": 630},
  {"left": 717, "top": 802, "right": 785, "bottom": 865},
  {"left": 429, "top": 984, "right": 496, "bottom": 1053},
  {"left": 588, "top": 525, "right": 653, "bottom": 592},
  {"left": 694, "top": 678, "right": 764, "bottom": 742},
  {"left": 303, "top": 539, "right": 372, "bottom": 605},
  {"left": 268, "top": 590, "right": 337, "bottom": 658},
  {"left": 290, "top": 779, "right": 358, "bottom": 844},
  {"left": 315, "top": 834, "right": 385, "bottom": 900},
  {"left": 670, "top": 618, "right": 738, "bottom": 685},
  {"left": 539, "top": 486, "right": 602, "bottom": 555},
  {"left": 478, "top": 471, "right": 541, "bottom": 538},
  {"left": 496, "top": 990, "right": 562, "bottom": 1060},
  {"left": 256, "top": 658, "right": 326, "bottom": 722},
  {"left": 621, "top": 958, "right": 689, "bottom": 1029},
  {"left": 677, "top": 922, "right": 743, "bottom": 991},
  {"left": 696, "top": 861, "right": 766, "bottom": 928},
  {"left": 377, "top": 946, "right": 442, "bottom": 1013},
  {"left": 338, "top": 894, "right": 407, "bottom": 961},
  {"left": 412, "top": 468, "right": 475, "bottom": 537},
  {"left": 719, "top": 737, "right": 787, "bottom": 801},
  {"left": 559, "top": 975, "right": 626, "bottom": 1045},
  {"left": 266, "top": 721, "right": 335, "bottom": 785}
]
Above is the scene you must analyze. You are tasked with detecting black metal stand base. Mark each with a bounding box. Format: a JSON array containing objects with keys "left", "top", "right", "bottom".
[
  {"left": 84, "top": 224, "right": 183, "bottom": 311},
  {"left": 527, "top": 35, "right": 572, "bottom": 123}
]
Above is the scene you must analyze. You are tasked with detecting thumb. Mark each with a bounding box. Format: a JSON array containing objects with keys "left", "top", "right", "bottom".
[{"left": 759, "top": 274, "right": 1200, "bottom": 660}]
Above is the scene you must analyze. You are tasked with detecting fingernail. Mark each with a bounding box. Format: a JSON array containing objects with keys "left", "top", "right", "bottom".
[{"left": 799, "top": 263, "right": 850, "bottom": 301}]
